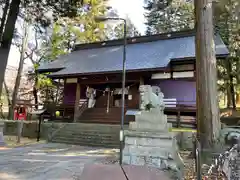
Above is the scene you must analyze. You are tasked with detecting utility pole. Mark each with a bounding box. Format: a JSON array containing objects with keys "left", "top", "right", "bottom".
[{"left": 195, "top": 0, "right": 221, "bottom": 149}]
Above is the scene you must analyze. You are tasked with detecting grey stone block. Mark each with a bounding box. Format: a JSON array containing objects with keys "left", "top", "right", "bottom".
[
  {"left": 130, "top": 156, "right": 145, "bottom": 166},
  {"left": 125, "top": 136, "right": 175, "bottom": 148},
  {"left": 122, "top": 92, "right": 184, "bottom": 179},
  {"left": 0, "top": 122, "right": 4, "bottom": 146},
  {"left": 135, "top": 113, "right": 168, "bottom": 125},
  {"left": 122, "top": 155, "right": 131, "bottom": 164},
  {"left": 127, "top": 145, "right": 172, "bottom": 158},
  {"left": 129, "top": 122, "right": 168, "bottom": 131},
  {"left": 125, "top": 137, "right": 137, "bottom": 145},
  {"left": 176, "top": 131, "right": 194, "bottom": 150},
  {"left": 144, "top": 157, "right": 162, "bottom": 168}
]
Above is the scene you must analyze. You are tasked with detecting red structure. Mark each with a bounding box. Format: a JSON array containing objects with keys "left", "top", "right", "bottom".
[
  {"left": 13, "top": 100, "right": 33, "bottom": 120},
  {"left": 14, "top": 106, "right": 27, "bottom": 120}
]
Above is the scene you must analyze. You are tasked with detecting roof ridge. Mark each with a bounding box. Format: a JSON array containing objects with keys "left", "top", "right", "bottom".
[{"left": 73, "top": 29, "right": 196, "bottom": 51}]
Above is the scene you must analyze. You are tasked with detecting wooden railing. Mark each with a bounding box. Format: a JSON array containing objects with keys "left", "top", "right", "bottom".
[
  {"left": 163, "top": 99, "right": 196, "bottom": 128},
  {"left": 53, "top": 99, "right": 88, "bottom": 121},
  {"left": 164, "top": 99, "right": 196, "bottom": 108},
  {"left": 76, "top": 100, "right": 88, "bottom": 119}
]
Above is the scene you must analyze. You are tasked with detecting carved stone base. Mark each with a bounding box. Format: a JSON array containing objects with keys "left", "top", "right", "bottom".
[
  {"left": 130, "top": 109, "right": 169, "bottom": 131},
  {"left": 123, "top": 130, "right": 183, "bottom": 179}
]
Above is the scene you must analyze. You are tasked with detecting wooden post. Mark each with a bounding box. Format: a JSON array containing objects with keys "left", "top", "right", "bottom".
[
  {"left": 37, "top": 114, "right": 43, "bottom": 142},
  {"left": 177, "top": 109, "right": 181, "bottom": 128},
  {"left": 74, "top": 82, "right": 81, "bottom": 122},
  {"left": 55, "top": 79, "right": 60, "bottom": 104},
  {"left": 195, "top": 0, "right": 221, "bottom": 149},
  {"left": 139, "top": 77, "right": 144, "bottom": 85},
  {"left": 139, "top": 77, "right": 144, "bottom": 109}
]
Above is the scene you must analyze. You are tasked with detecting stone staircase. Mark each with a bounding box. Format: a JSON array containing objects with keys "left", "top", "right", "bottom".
[
  {"left": 49, "top": 123, "right": 127, "bottom": 148},
  {"left": 78, "top": 107, "right": 134, "bottom": 124}
]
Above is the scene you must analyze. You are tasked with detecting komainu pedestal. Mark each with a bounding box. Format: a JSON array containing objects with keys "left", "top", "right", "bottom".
[
  {"left": 0, "top": 122, "right": 5, "bottom": 146},
  {"left": 122, "top": 85, "right": 183, "bottom": 179}
]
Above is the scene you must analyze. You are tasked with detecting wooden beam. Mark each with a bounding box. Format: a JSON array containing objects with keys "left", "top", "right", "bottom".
[
  {"left": 140, "top": 77, "right": 144, "bottom": 85},
  {"left": 79, "top": 74, "right": 141, "bottom": 84},
  {"left": 74, "top": 82, "right": 81, "bottom": 122},
  {"left": 151, "top": 72, "right": 171, "bottom": 79}
]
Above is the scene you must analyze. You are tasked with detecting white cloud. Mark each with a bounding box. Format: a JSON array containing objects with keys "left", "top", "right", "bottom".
[{"left": 109, "top": 0, "right": 146, "bottom": 34}]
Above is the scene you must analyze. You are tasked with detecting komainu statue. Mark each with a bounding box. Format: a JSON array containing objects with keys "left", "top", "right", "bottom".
[
  {"left": 86, "top": 86, "right": 96, "bottom": 108},
  {"left": 139, "top": 85, "right": 164, "bottom": 111}
]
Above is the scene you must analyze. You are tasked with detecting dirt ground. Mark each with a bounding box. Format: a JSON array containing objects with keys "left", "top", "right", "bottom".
[{"left": 2, "top": 136, "right": 45, "bottom": 148}]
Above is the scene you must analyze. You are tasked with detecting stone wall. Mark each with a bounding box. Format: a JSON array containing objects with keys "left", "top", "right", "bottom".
[
  {"left": 2, "top": 120, "right": 54, "bottom": 139},
  {"left": 175, "top": 131, "right": 195, "bottom": 150}
]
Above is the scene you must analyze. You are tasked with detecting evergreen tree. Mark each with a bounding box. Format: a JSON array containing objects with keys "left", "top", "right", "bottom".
[
  {"left": 42, "top": 0, "right": 108, "bottom": 61},
  {"left": 144, "top": 0, "right": 194, "bottom": 34},
  {"left": 214, "top": 0, "right": 240, "bottom": 108},
  {"left": 27, "top": 0, "right": 108, "bottom": 103},
  {"left": 107, "top": 16, "right": 141, "bottom": 39}
]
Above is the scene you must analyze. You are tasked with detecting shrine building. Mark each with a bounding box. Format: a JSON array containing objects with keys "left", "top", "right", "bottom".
[{"left": 38, "top": 29, "right": 229, "bottom": 127}]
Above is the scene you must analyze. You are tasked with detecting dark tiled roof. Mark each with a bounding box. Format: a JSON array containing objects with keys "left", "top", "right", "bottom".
[{"left": 38, "top": 30, "right": 229, "bottom": 77}]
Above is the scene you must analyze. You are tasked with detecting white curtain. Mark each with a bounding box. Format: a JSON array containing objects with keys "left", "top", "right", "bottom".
[{"left": 113, "top": 88, "right": 128, "bottom": 95}]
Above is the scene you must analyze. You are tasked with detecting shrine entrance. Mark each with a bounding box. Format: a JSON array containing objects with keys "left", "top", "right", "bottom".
[{"left": 92, "top": 83, "right": 139, "bottom": 111}]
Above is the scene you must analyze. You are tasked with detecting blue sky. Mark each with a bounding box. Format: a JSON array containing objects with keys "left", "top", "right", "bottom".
[{"left": 7, "top": 0, "right": 146, "bottom": 67}]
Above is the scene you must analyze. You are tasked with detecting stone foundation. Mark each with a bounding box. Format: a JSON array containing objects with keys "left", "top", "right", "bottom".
[
  {"left": 123, "top": 131, "right": 183, "bottom": 178},
  {"left": 122, "top": 108, "right": 183, "bottom": 179},
  {"left": 0, "top": 122, "right": 4, "bottom": 146}
]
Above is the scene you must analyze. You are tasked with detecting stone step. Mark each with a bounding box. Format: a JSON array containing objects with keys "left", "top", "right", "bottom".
[
  {"left": 79, "top": 117, "right": 121, "bottom": 121},
  {"left": 51, "top": 137, "right": 119, "bottom": 148},
  {"left": 56, "top": 133, "right": 119, "bottom": 139},
  {"left": 51, "top": 139, "right": 118, "bottom": 148},
  {"left": 78, "top": 120, "right": 128, "bottom": 124},
  {"left": 81, "top": 112, "right": 121, "bottom": 116},
  {"left": 55, "top": 133, "right": 119, "bottom": 139},
  {"left": 61, "top": 127, "right": 120, "bottom": 133},
  {"left": 52, "top": 137, "right": 119, "bottom": 145},
  {"left": 53, "top": 135, "right": 119, "bottom": 142},
  {"left": 61, "top": 123, "right": 123, "bottom": 129},
  {"left": 62, "top": 128, "right": 121, "bottom": 134},
  {"left": 63, "top": 124, "right": 120, "bottom": 130},
  {"left": 49, "top": 123, "right": 122, "bottom": 147}
]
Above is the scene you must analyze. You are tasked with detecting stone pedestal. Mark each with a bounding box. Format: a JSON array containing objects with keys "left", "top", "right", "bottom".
[
  {"left": 0, "top": 122, "right": 5, "bottom": 146},
  {"left": 123, "top": 108, "right": 183, "bottom": 179}
]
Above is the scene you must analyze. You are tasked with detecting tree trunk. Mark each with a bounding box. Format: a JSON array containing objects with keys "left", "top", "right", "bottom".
[
  {"left": 10, "top": 19, "right": 29, "bottom": 120},
  {"left": 236, "top": 93, "right": 240, "bottom": 106},
  {"left": 33, "top": 75, "right": 38, "bottom": 109},
  {"left": 2, "top": 80, "right": 11, "bottom": 118},
  {"left": 0, "top": 0, "right": 10, "bottom": 40},
  {"left": 0, "top": 0, "right": 21, "bottom": 98},
  {"left": 227, "top": 85, "right": 232, "bottom": 108},
  {"left": 227, "top": 60, "right": 236, "bottom": 110},
  {"left": 3, "top": 80, "right": 12, "bottom": 119},
  {"left": 195, "top": 0, "right": 221, "bottom": 149}
]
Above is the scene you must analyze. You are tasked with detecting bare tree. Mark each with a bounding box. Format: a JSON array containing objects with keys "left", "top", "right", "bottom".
[
  {"left": 0, "top": 0, "right": 10, "bottom": 39},
  {"left": 9, "top": 17, "right": 29, "bottom": 120},
  {"left": 0, "top": 0, "right": 21, "bottom": 98}
]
